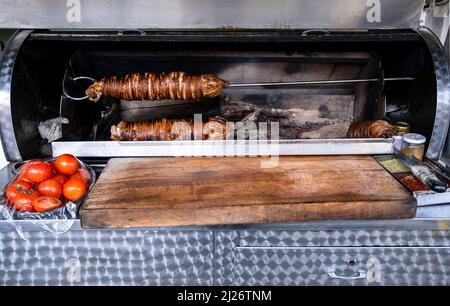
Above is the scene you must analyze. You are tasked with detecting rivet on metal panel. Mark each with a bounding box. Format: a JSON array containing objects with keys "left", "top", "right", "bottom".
[{"left": 345, "top": 258, "right": 358, "bottom": 267}]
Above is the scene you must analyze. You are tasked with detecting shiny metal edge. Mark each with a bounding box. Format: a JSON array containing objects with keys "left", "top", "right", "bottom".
[
  {"left": 0, "top": 30, "right": 32, "bottom": 162},
  {"left": 51, "top": 139, "right": 394, "bottom": 157},
  {"left": 0, "top": 0, "right": 425, "bottom": 30},
  {"left": 417, "top": 27, "right": 450, "bottom": 161},
  {"left": 234, "top": 246, "right": 450, "bottom": 250},
  {"left": 414, "top": 189, "right": 450, "bottom": 206},
  {"left": 1, "top": 218, "right": 450, "bottom": 232}
]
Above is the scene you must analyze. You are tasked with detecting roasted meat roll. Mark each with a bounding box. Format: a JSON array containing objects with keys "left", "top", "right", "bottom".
[
  {"left": 110, "top": 116, "right": 228, "bottom": 141},
  {"left": 347, "top": 120, "right": 393, "bottom": 138},
  {"left": 86, "top": 71, "right": 229, "bottom": 102}
]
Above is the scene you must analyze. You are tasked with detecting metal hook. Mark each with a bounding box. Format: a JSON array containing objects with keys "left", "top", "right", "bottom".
[{"left": 62, "top": 76, "right": 95, "bottom": 101}]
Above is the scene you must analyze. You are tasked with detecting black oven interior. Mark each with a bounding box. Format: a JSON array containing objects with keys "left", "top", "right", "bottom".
[{"left": 10, "top": 30, "right": 436, "bottom": 160}]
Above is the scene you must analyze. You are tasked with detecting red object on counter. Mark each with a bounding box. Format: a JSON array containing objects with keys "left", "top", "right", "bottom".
[
  {"left": 24, "top": 160, "right": 53, "bottom": 183},
  {"left": 54, "top": 154, "right": 79, "bottom": 175},
  {"left": 33, "top": 196, "right": 63, "bottom": 213},
  {"left": 38, "top": 178, "right": 63, "bottom": 198},
  {"left": 63, "top": 177, "right": 87, "bottom": 202},
  {"left": 399, "top": 174, "right": 429, "bottom": 192}
]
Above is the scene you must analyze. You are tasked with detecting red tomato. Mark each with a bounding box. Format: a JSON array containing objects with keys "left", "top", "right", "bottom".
[
  {"left": 54, "top": 154, "right": 79, "bottom": 176},
  {"left": 14, "top": 191, "right": 41, "bottom": 212},
  {"left": 17, "top": 172, "right": 33, "bottom": 183},
  {"left": 24, "top": 160, "right": 53, "bottom": 183},
  {"left": 38, "top": 178, "right": 62, "bottom": 197},
  {"left": 63, "top": 178, "right": 87, "bottom": 202},
  {"left": 17, "top": 162, "right": 33, "bottom": 183},
  {"left": 18, "top": 161, "right": 31, "bottom": 173},
  {"left": 5, "top": 180, "right": 33, "bottom": 202},
  {"left": 32, "top": 196, "right": 62, "bottom": 213},
  {"left": 53, "top": 173, "right": 69, "bottom": 185},
  {"left": 71, "top": 168, "right": 91, "bottom": 185}
]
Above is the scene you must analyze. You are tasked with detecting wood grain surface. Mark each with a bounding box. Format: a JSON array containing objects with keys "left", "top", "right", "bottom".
[{"left": 80, "top": 156, "right": 416, "bottom": 228}]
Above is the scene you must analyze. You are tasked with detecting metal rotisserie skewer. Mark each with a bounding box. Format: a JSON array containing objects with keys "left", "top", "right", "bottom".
[
  {"left": 227, "top": 77, "right": 415, "bottom": 87},
  {"left": 63, "top": 72, "right": 414, "bottom": 101}
]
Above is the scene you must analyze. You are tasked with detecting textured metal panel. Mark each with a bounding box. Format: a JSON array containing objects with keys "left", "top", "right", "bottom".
[
  {"left": 0, "top": 229, "right": 213, "bottom": 285},
  {"left": 233, "top": 246, "right": 450, "bottom": 285},
  {"left": 215, "top": 230, "right": 450, "bottom": 285},
  {"left": 0, "top": 30, "right": 31, "bottom": 162},
  {"left": 214, "top": 231, "right": 239, "bottom": 286},
  {"left": 417, "top": 27, "right": 450, "bottom": 161},
  {"left": 2, "top": 226, "right": 450, "bottom": 285},
  {"left": 240, "top": 230, "right": 450, "bottom": 247},
  {"left": 0, "top": 0, "right": 424, "bottom": 30}
]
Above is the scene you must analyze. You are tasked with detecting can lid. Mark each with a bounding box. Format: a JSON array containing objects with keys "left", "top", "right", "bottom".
[
  {"left": 392, "top": 121, "right": 411, "bottom": 135},
  {"left": 402, "top": 133, "right": 426, "bottom": 144}
]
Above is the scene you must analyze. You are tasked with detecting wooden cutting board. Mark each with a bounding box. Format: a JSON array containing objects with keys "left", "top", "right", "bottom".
[{"left": 80, "top": 156, "right": 416, "bottom": 228}]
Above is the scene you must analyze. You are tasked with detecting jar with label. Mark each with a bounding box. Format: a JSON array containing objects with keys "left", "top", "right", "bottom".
[
  {"left": 392, "top": 122, "right": 411, "bottom": 151},
  {"left": 401, "top": 133, "right": 426, "bottom": 160}
]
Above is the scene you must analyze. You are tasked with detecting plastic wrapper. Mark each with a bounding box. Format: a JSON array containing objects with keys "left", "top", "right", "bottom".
[
  {"left": 0, "top": 157, "right": 96, "bottom": 238},
  {"left": 38, "top": 117, "right": 69, "bottom": 143}
]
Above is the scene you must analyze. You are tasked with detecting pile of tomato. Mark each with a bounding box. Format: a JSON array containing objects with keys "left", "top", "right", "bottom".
[{"left": 4, "top": 154, "right": 91, "bottom": 213}]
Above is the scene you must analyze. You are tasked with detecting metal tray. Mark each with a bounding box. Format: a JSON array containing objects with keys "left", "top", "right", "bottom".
[{"left": 52, "top": 138, "right": 394, "bottom": 157}]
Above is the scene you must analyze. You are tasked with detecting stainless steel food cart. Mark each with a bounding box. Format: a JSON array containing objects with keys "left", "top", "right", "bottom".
[{"left": 1, "top": 0, "right": 450, "bottom": 285}]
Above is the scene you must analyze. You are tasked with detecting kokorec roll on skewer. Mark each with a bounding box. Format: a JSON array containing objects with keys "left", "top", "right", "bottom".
[
  {"left": 347, "top": 120, "right": 393, "bottom": 138},
  {"left": 82, "top": 70, "right": 414, "bottom": 102},
  {"left": 86, "top": 71, "right": 229, "bottom": 102},
  {"left": 110, "top": 116, "right": 228, "bottom": 141}
]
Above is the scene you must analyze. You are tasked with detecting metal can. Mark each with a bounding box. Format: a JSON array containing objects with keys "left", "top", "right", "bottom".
[
  {"left": 392, "top": 122, "right": 411, "bottom": 151},
  {"left": 392, "top": 122, "right": 411, "bottom": 135}
]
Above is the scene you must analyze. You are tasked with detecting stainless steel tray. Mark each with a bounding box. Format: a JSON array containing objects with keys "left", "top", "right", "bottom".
[{"left": 52, "top": 138, "right": 394, "bottom": 157}]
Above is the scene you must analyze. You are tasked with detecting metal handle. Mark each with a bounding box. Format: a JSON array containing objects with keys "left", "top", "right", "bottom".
[
  {"left": 118, "top": 29, "right": 146, "bottom": 36},
  {"left": 62, "top": 76, "right": 95, "bottom": 101},
  {"left": 327, "top": 270, "right": 367, "bottom": 280},
  {"left": 426, "top": 178, "right": 448, "bottom": 193},
  {"left": 301, "top": 30, "right": 331, "bottom": 37}
]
